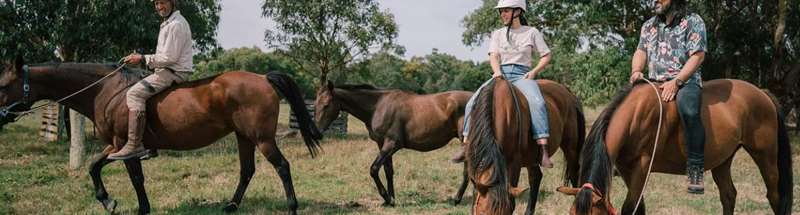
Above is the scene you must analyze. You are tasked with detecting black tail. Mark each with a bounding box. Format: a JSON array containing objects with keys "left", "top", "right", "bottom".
[
  {"left": 564, "top": 98, "right": 586, "bottom": 187},
  {"left": 777, "top": 110, "right": 793, "bottom": 214},
  {"left": 266, "top": 72, "right": 323, "bottom": 157}
]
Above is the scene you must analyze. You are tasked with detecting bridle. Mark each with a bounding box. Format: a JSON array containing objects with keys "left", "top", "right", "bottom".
[
  {"left": 0, "top": 65, "right": 32, "bottom": 120},
  {"left": 0, "top": 63, "right": 127, "bottom": 122}
]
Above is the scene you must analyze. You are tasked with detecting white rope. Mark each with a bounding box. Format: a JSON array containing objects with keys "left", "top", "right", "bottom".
[{"left": 632, "top": 78, "right": 664, "bottom": 215}]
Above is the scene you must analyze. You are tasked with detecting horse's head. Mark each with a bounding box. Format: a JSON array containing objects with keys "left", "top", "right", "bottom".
[
  {"left": 314, "top": 81, "right": 341, "bottom": 131},
  {"left": 557, "top": 184, "right": 617, "bottom": 215},
  {"left": 0, "top": 56, "right": 31, "bottom": 128},
  {"left": 469, "top": 164, "right": 528, "bottom": 215}
]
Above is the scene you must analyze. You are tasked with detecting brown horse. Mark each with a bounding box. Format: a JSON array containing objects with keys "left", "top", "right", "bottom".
[
  {"left": 314, "top": 81, "right": 473, "bottom": 205},
  {"left": 0, "top": 58, "right": 322, "bottom": 215},
  {"left": 465, "top": 77, "right": 585, "bottom": 215},
  {"left": 556, "top": 79, "right": 793, "bottom": 215}
]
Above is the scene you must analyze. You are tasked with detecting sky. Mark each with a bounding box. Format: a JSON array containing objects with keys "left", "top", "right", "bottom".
[{"left": 216, "top": 0, "right": 489, "bottom": 62}]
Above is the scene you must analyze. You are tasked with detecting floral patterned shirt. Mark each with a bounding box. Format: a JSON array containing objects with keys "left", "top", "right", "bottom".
[{"left": 637, "top": 13, "right": 707, "bottom": 86}]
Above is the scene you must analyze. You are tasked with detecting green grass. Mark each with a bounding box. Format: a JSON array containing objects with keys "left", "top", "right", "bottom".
[{"left": 0, "top": 105, "right": 799, "bottom": 214}]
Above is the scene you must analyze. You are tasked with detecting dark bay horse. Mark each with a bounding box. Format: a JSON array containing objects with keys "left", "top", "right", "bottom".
[
  {"left": 465, "top": 77, "right": 585, "bottom": 215},
  {"left": 557, "top": 79, "right": 793, "bottom": 215},
  {"left": 314, "top": 81, "right": 472, "bottom": 205},
  {"left": 0, "top": 58, "right": 322, "bottom": 214}
]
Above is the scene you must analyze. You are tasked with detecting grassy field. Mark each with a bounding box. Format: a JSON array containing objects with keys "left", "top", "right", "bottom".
[{"left": 1, "top": 104, "right": 799, "bottom": 214}]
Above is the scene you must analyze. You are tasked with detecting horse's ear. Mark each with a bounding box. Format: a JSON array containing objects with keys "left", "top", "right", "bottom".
[
  {"left": 326, "top": 80, "right": 334, "bottom": 91},
  {"left": 509, "top": 186, "right": 529, "bottom": 198},
  {"left": 556, "top": 186, "right": 580, "bottom": 196}
]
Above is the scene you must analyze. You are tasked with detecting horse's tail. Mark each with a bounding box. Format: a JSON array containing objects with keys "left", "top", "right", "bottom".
[
  {"left": 266, "top": 72, "right": 323, "bottom": 157},
  {"left": 564, "top": 96, "right": 586, "bottom": 187},
  {"left": 776, "top": 108, "right": 793, "bottom": 214}
]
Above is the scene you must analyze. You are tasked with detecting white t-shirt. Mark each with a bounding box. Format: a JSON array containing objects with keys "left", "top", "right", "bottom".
[{"left": 488, "top": 26, "right": 551, "bottom": 68}]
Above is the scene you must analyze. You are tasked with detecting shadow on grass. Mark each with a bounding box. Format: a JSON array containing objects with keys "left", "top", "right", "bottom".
[{"left": 147, "top": 196, "right": 369, "bottom": 215}]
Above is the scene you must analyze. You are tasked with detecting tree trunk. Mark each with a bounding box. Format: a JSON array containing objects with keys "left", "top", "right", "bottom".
[{"left": 771, "top": 0, "right": 787, "bottom": 79}]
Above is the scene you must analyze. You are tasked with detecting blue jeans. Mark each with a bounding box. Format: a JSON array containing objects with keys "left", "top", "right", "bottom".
[
  {"left": 462, "top": 64, "right": 550, "bottom": 139},
  {"left": 677, "top": 83, "right": 704, "bottom": 168}
]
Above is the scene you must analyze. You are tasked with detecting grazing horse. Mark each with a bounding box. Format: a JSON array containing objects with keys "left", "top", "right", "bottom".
[
  {"left": 314, "top": 81, "right": 472, "bottom": 206},
  {"left": 465, "top": 77, "right": 586, "bottom": 215},
  {"left": 0, "top": 58, "right": 322, "bottom": 215},
  {"left": 556, "top": 79, "right": 793, "bottom": 215}
]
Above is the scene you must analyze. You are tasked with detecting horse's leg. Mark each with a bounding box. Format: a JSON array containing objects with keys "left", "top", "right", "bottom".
[
  {"left": 450, "top": 162, "right": 469, "bottom": 205},
  {"left": 711, "top": 156, "right": 737, "bottom": 215},
  {"left": 223, "top": 134, "right": 257, "bottom": 212},
  {"left": 618, "top": 163, "right": 647, "bottom": 215},
  {"left": 257, "top": 139, "right": 298, "bottom": 214},
  {"left": 524, "top": 166, "right": 544, "bottom": 215},
  {"left": 370, "top": 138, "right": 396, "bottom": 206},
  {"left": 383, "top": 147, "right": 400, "bottom": 201},
  {"left": 89, "top": 149, "right": 117, "bottom": 213},
  {"left": 123, "top": 158, "right": 150, "bottom": 215},
  {"left": 743, "top": 146, "right": 782, "bottom": 214}
]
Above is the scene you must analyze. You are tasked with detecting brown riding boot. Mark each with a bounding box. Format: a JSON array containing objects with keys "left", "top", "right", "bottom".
[
  {"left": 108, "top": 111, "right": 149, "bottom": 160},
  {"left": 537, "top": 139, "right": 553, "bottom": 168},
  {"left": 687, "top": 165, "right": 704, "bottom": 194}
]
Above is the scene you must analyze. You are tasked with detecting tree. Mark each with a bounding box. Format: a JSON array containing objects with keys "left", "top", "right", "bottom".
[
  {"left": 1, "top": 0, "right": 221, "bottom": 62},
  {"left": 193, "top": 47, "right": 317, "bottom": 96},
  {"left": 261, "top": 0, "right": 400, "bottom": 88}
]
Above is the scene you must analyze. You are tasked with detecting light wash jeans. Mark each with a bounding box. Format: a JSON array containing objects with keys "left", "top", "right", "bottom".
[{"left": 462, "top": 64, "right": 550, "bottom": 139}]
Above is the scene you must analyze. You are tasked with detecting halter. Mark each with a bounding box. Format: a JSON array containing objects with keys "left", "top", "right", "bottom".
[
  {"left": 581, "top": 183, "right": 618, "bottom": 215},
  {"left": 0, "top": 65, "right": 31, "bottom": 119}
]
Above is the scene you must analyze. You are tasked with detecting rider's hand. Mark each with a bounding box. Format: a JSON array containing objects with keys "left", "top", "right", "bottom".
[
  {"left": 492, "top": 72, "right": 503, "bottom": 78},
  {"left": 124, "top": 54, "right": 143, "bottom": 64},
  {"left": 525, "top": 71, "right": 537, "bottom": 79},
  {"left": 629, "top": 71, "right": 644, "bottom": 83},
  {"left": 659, "top": 79, "right": 679, "bottom": 102}
]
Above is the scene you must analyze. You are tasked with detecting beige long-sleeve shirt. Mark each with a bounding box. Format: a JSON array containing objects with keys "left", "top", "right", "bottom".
[{"left": 144, "top": 11, "right": 193, "bottom": 72}]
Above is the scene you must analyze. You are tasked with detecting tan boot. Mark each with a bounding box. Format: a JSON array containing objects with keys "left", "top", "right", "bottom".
[
  {"left": 537, "top": 139, "right": 553, "bottom": 168},
  {"left": 108, "top": 111, "right": 149, "bottom": 160}
]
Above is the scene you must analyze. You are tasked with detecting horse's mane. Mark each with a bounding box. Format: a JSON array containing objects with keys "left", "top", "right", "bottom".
[
  {"left": 575, "top": 80, "right": 646, "bottom": 213},
  {"left": 336, "top": 84, "right": 379, "bottom": 90},
  {"left": 466, "top": 78, "right": 511, "bottom": 214}
]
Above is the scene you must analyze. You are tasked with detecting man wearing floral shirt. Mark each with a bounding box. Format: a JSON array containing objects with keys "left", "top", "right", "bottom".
[{"left": 630, "top": 0, "right": 707, "bottom": 194}]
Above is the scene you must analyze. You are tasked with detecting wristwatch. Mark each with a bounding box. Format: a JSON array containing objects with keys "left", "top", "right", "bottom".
[{"left": 675, "top": 77, "right": 685, "bottom": 87}]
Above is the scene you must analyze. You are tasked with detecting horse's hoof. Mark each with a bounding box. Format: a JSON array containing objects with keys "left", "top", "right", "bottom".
[
  {"left": 381, "top": 200, "right": 396, "bottom": 207},
  {"left": 102, "top": 199, "right": 117, "bottom": 213},
  {"left": 448, "top": 197, "right": 462, "bottom": 205},
  {"left": 222, "top": 202, "right": 239, "bottom": 213}
]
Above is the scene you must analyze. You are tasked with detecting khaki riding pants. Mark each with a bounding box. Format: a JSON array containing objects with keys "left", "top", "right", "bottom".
[{"left": 126, "top": 68, "right": 191, "bottom": 112}]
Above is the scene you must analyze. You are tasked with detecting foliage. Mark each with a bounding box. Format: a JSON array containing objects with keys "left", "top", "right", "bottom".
[
  {"left": 261, "top": 0, "right": 400, "bottom": 88},
  {"left": 192, "top": 47, "right": 317, "bottom": 96},
  {"left": 461, "top": 0, "right": 799, "bottom": 107},
  {"left": 0, "top": 0, "right": 221, "bottom": 62}
]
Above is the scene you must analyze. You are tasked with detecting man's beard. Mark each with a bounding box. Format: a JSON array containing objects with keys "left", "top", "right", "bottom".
[{"left": 655, "top": 2, "right": 671, "bottom": 15}]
